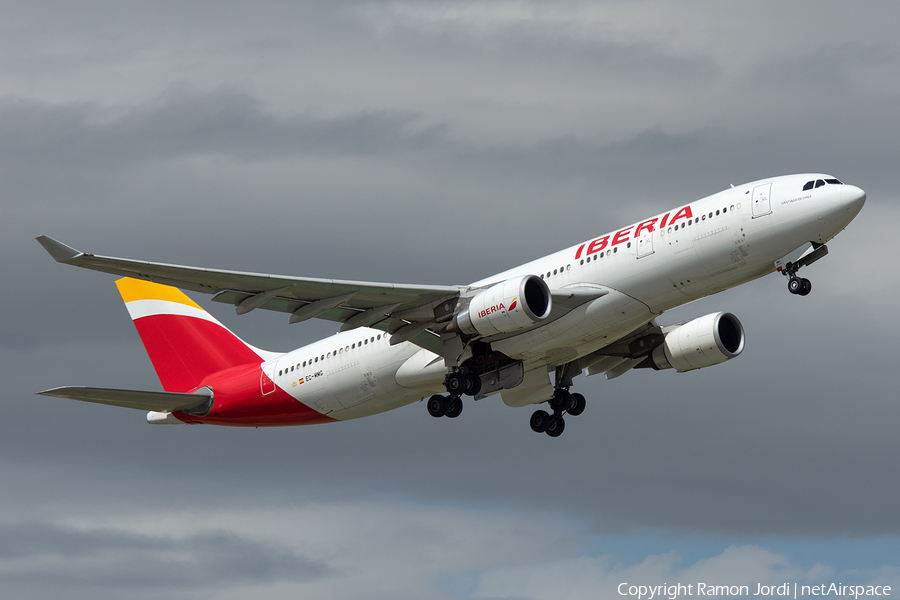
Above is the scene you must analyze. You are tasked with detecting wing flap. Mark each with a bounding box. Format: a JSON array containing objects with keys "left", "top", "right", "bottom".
[{"left": 37, "top": 386, "right": 212, "bottom": 412}]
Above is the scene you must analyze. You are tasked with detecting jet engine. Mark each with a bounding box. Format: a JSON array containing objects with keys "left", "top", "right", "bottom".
[
  {"left": 650, "top": 312, "right": 744, "bottom": 372},
  {"left": 454, "top": 275, "right": 552, "bottom": 337}
]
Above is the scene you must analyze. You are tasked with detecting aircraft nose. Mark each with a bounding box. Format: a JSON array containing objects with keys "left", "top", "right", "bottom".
[{"left": 841, "top": 184, "right": 866, "bottom": 216}]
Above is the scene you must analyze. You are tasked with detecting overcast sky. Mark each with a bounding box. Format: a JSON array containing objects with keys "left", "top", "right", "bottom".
[{"left": 2, "top": 2, "right": 899, "bottom": 598}]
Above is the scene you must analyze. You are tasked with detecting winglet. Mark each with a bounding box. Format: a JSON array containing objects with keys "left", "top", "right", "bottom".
[{"left": 36, "top": 236, "right": 83, "bottom": 263}]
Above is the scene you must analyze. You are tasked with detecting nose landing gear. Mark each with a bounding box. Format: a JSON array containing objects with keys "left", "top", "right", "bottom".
[
  {"left": 779, "top": 242, "right": 828, "bottom": 297},
  {"left": 787, "top": 275, "right": 812, "bottom": 296}
]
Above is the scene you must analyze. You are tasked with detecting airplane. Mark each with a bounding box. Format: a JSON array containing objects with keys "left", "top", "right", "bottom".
[{"left": 36, "top": 173, "right": 866, "bottom": 437}]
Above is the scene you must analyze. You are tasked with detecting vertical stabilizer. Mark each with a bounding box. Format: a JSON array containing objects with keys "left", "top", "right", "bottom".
[{"left": 115, "top": 278, "right": 273, "bottom": 392}]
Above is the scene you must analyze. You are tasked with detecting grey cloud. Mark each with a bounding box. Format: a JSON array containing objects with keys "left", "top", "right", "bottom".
[
  {"left": 0, "top": 523, "right": 331, "bottom": 589},
  {"left": 0, "top": 86, "right": 445, "bottom": 168},
  {"left": 755, "top": 43, "right": 895, "bottom": 88}
]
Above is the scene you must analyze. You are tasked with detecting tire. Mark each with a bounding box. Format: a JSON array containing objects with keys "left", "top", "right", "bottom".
[
  {"left": 568, "top": 393, "right": 586, "bottom": 416},
  {"left": 788, "top": 277, "right": 802, "bottom": 294},
  {"left": 463, "top": 373, "right": 482, "bottom": 396},
  {"left": 530, "top": 410, "right": 550, "bottom": 433},
  {"left": 799, "top": 278, "right": 812, "bottom": 296},
  {"left": 427, "top": 394, "right": 447, "bottom": 418},
  {"left": 545, "top": 416, "right": 565, "bottom": 437},
  {"left": 445, "top": 373, "right": 464, "bottom": 395},
  {"left": 549, "top": 389, "right": 570, "bottom": 412},
  {"left": 445, "top": 398, "right": 463, "bottom": 418}
]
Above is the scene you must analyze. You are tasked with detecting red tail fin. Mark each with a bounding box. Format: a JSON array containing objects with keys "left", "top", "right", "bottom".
[{"left": 116, "top": 278, "right": 272, "bottom": 392}]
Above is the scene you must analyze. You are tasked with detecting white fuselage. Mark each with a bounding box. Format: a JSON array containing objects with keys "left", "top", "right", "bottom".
[{"left": 265, "top": 174, "right": 866, "bottom": 421}]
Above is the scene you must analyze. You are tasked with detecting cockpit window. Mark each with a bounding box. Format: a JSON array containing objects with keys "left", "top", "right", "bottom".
[
  {"left": 825, "top": 178, "right": 843, "bottom": 185},
  {"left": 803, "top": 180, "right": 814, "bottom": 191},
  {"left": 814, "top": 179, "right": 825, "bottom": 188}
]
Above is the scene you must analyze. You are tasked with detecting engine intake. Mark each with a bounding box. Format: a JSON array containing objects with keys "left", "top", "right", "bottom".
[
  {"left": 455, "top": 275, "right": 551, "bottom": 337},
  {"left": 651, "top": 312, "right": 744, "bottom": 372}
]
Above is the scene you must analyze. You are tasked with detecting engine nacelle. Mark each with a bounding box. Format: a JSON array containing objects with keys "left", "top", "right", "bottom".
[
  {"left": 455, "top": 275, "right": 552, "bottom": 337},
  {"left": 651, "top": 312, "right": 744, "bottom": 372}
]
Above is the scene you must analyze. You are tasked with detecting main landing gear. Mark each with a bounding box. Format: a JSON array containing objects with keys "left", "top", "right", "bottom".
[
  {"left": 529, "top": 389, "right": 586, "bottom": 438},
  {"left": 426, "top": 371, "right": 482, "bottom": 419},
  {"left": 529, "top": 362, "right": 586, "bottom": 438}
]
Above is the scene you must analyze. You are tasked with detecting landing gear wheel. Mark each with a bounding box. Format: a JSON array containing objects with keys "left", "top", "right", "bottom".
[
  {"left": 788, "top": 277, "right": 802, "bottom": 294},
  {"left": 427, "top": 394, "right": 448, "bottom": 418},
  {"left": 463, "top": 372, "right": 482, "bottom": 396},
  {"left": 530, "top": 409, "right": 550, "bottom": 433},
  {"left": 444, "top": 373, "right": 465, "bottom": 395},
  {"left": 799, "top": 278, "right": 812, "bottom": 296},
  {"left": 445, "top": 397, "right": 463, "bottom": 418},
  {"left": 545, "top": 416, "right": 565, "bottom": 437},
  {"left": 549, "top": 389, "right": 571, "bottom": 412},
  {"left": 568, "top": 393, "right": 586, "bottom": 416}
]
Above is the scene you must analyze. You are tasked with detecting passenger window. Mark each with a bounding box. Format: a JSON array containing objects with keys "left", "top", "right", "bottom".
[
  {"left": 627, "top": 242, "right": 631, "bottom": 248},
  {"left": 278, "top": 370, "right": 282, "bottom": 376},
  {"left": 302, "top": 361, "right": 306, "bottom": 367},
  {"left": 291, "top": 366, "right": 294, "bottom": 372},
  {"left": 815, "top": 180, "right": 825, "bottom": 188},
  {"left": 803, "top": 181, "right": 815, "bottom": 191},
  {"left": 667, "top": 227, "right": 672, "bottom": 233},
  {"left": 613, "top": 247, "right": 618, "bottom": 253},
  {"left": 364, "top": 339, "right": 368, "bottom": 345},
  {"left": 377, "top": 335, "right": 381, "bottom": 340},
  {"left": 716, "top": 210, "right": 720, "bottom": 215},
  {"left": 553, "top": 269, "right": 557, "bottom": 275},
  {"left": 580, "top": 259, "right": 584, "bottom": 265},
  {"left": 708, "top": 212, "right": 712, "bottom": 218},
  {"left": 702, "top": 215, "right": 706, "bottom": 221}
]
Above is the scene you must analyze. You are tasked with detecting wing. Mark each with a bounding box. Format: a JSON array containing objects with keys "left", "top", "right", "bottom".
[
  {"left": 37, "top": 236, "right": 462, "bottom": 353},
  {"left": 38, "top": 386, "right": 213, "bottom": 412}
]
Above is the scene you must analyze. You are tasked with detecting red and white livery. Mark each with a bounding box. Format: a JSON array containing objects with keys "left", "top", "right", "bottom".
[{"left": 37, "top": 173, "right": 866, "bottom": 437}]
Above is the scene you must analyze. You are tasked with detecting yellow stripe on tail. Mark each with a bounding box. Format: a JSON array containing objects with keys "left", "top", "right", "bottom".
[{"left": 115, "top": 277, "right": 203, "bottom": 308}]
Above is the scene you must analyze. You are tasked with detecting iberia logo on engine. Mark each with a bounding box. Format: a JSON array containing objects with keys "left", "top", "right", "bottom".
[{"left": 478, "top": 303, "right": 505, "bottom": 319}]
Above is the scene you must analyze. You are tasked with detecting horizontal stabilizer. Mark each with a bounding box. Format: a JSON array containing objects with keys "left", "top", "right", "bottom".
[{"left": 37, "top": 386, "right": 212, "bottom": 412}]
